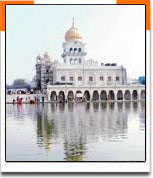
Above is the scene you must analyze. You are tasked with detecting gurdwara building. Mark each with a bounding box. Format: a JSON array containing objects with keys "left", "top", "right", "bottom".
[{"left": 35, "top": 20, "right": 145, "bottom": 102}]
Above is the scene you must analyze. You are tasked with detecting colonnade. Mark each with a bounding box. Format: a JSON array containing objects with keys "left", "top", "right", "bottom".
[{"left": 49, "top": 89, "right": 145, "bottom": 102}]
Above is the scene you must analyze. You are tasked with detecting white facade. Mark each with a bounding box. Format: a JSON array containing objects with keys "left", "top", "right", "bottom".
[
  {"left": 53, "top": 20, "right": 127, "bottom": 87},
  {"left": 35, "top": 20, "right": 145, "bottom": 102}
]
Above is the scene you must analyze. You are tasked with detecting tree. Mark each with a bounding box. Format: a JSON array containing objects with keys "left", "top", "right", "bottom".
[{"left": 13, "top": 79, "right": 28, "bottom": 86}]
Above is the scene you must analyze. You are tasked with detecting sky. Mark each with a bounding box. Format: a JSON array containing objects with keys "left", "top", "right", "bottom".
[{"left": 6, "top": 5, "right": 145, "bottom": 84}]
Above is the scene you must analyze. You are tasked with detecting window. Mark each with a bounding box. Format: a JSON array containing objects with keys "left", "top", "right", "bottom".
[
  {"left": 89, "top": 76, "right": 93, "bottom": 81},
  {"left": 79, "top": 58, "right": 81, "bottom": 64},
  {"left": 70, "top": 77, "right": 74, "bottom": 81},
  {"left": 70, "top": 58, "right": 73, "bottom": 64},
  {"left": 61, "top": 76, "right": 65, "bottom": 81},
  {"left": 74, "top": 58, "right": 77, "bottom": 64},
  {"left": 116, "top": 76, "right": 119, "bottom": 81},
  {"left": 108, "top": 76, "right": 111, "bottom": 81},
  {"left": 78, "top": 76, "right": 82, "bottom": 81},
  {"left": 70, "top": 48, "right": 73, "bottom": 52},
  {"left": 74, "top": 48, "right": 77, "bottom": 52},
  {"left": 79, "top": 48, "right": 81, "bottom": 52},
  {"left": 100, "top": 76, "right": 103, "bottom": 81},
  {"left": 46, "top": 69, "right": 49, "bottom": 73},
  {"left": 46, "top": 79, "right": 49, "bottom": 84}
]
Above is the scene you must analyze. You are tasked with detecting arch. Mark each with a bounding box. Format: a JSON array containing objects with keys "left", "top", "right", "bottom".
[
  {"left": 74, "top": 58, "right": 78, "bottom": 64},
  {"left": 108, "top": 90, "right": 115, "bottom": 100},
  {"left": 92, "top": 90, "right": 99, "bottom": 101},
  {"left": 70, "top": 58, "right": 73, "bottom": 64},
  {"left": 100, "top": 90, "right": 107, "bottom": 100},
  {"left": 117, "top": 90, "right": 123, "bottom": 100},
  {"left": 50, "top": 91, "right": 57, "bottom": 101},
  {"left": 67, "top": 91, "right": 74, "bottom": 102},
  {"left": 84, "top": 90, "right": 90, "bottom": 101},
  {"left": 124, "top": 90, "right": 131, "bottom": 100},
  {"left": 75, "top": 90, "right": 83, "bottom": 102},
  {"left": 140, "top": 90, "right": 145, "bottom": 100},
  {"left": 16, "top": 89, "right": 26, "bottom": 94},
  {"left": 58, "top": 91, "right": 65, "bottom": 103},
  {"left": 132, "top": 90, "right": 138, "bottom": 100}
]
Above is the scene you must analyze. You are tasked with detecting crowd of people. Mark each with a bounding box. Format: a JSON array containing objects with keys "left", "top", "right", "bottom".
[{"left": 12, "top": 96, "right": 39, "bottom": 105}]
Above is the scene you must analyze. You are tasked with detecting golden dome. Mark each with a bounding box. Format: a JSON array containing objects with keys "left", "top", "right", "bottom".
[{"left": 65, "top": 19, "right": 83, "bottom": 42}]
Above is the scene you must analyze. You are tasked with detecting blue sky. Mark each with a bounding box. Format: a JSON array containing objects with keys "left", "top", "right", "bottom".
[{"left": 6, "top": 5, "right": 145, "bottom": 84}]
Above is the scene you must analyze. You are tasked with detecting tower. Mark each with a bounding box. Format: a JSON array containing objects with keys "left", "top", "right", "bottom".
[
  {"left": 61, "top": 18, "right": 87, "bottom": 65},
  {"left": 35, "top": 52, "right": 53, "bottom": 92}
]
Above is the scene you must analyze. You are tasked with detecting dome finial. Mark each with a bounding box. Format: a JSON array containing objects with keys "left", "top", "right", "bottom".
[
  {"left": 65, "top": 18, "right": 83, "bottom": 41},
  {"left": 72, "top": 17, "right": 75, "bottom": 27}
]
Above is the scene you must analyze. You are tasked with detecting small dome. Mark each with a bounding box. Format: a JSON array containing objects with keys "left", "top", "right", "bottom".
[
  {"left": 44, "top": 52, "right": 49, "bottom": 59},
  {"left": 65, "top": 19, "right": 83, "bottom": 42}
]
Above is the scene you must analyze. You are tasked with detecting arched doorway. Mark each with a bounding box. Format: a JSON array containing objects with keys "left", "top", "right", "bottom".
[
  {"left": 58, "top": 91, "right": 65, "bottom": 103},
  {"left": 75, "top": 90, "right": 83, "bottom": 102},
  {"left": 140, "top": 90, "right": 145, "bottom": 100},
  {"left": 84, "top": 90, "right": 90, "bottom": 101},
  {"left": 124, "top": 90, "right": 131, "bottom": 100},
  {"left": 100, "top": 90, "right": 107, "bottom": 100},
  {"left": 67, "top": 91, "right": 74, "bottom": 102},
  {"left": 132, "top": 90, "right": 138, "bottom": 100},
  {"left": 108, "top": 90, "right": 115, "bottom": 100},
  {"left": 92, "top": 90, "right": 99, "bottom": 101},
  {"left": 50, "top": 91, "right": 57, "bottom": 101},
  {"left": 117, "top": 90, "right": 123, "bottom": 100}
]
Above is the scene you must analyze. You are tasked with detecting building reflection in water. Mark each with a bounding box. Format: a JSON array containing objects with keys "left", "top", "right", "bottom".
[
  {"left": 139, "top": 101, "right": 145, "bottom": 129},
  {"left": 32, "top": 101, "right": 145, "bottom": 160},
  {"left": 36, "top": 105, "right": 54, "bottom": 151},
  {"left": 64, "top": 135, "right": 86, "bottom": 161}
]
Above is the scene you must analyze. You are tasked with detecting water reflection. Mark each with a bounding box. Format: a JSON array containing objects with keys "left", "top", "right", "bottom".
[
  {"left": 124, "top": 101, "right": 131, "bottom": 111},
  {"left": 64, "top": 136, "right": 86, "bottom": 161},
  {"left": 35, "top": 102, "right": 130, "bottom": 151},
  {"left": 6, "top": 101, "right": 145, "bottom": 161},
  {"left": 37, "top": 112, "right": 54, "bottom": 150}
]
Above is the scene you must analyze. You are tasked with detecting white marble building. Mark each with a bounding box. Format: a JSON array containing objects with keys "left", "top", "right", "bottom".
[{"left": 36, "top": 20, "right": 145, "bottom": 102}]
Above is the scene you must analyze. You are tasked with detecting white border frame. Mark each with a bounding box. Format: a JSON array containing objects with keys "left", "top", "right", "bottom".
[{"left": 0, "top": 0, "right": 150, "bottom": 172}]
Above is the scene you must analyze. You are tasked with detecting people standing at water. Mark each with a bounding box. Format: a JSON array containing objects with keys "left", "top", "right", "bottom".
[{"left": 13, "top": 99, "right": 15, "bottom": 104}]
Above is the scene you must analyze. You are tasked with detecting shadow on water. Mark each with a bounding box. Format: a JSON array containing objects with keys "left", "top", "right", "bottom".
[
  {"left": 50, "top": 103, "right": 57, "bottom": 112},
  {"left": 108, "top": 102, "right": 115, "bottom": 110},
  {"left": 93, "top": 102, "right": 99, "bottom": 111},
  {"left": 124, "top": 101, "right": 131, "bottom": 111},
  {"left": 59, "top": 103, "right": 65, "bottom": 112},
  {"left": 133, "top": 101, "right": 138, "bottom": 111},
  {"left": 117, "top": 101, "right": 123, "bottom": 111},
  {"left": 85, "top": 102, "right": 90, "bottom": 111},
  {"left": 100, "top": 102, "right": 107, "bottom": 110},
  {"left": 68, "top": 102, "right": 74, "bottom": 112}
]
